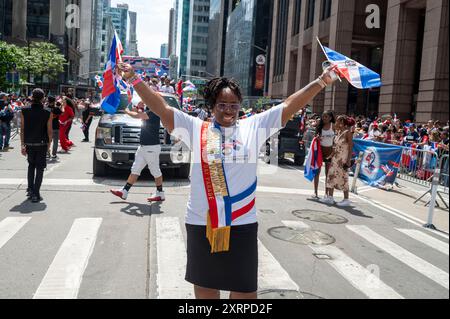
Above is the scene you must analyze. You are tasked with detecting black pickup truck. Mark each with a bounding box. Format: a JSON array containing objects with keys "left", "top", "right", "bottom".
[{"left": 93, "top": 93, "right": 191, "bottom": 178}]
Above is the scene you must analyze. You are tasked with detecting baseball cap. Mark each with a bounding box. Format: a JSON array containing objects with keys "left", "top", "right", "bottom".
[{"left": 0, "top": 92, "right": 9, "bottom": 99}]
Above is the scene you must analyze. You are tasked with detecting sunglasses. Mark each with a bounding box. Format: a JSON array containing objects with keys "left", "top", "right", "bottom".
[{"left": 216, "top": 103, "right": 241, "bottom": 112}]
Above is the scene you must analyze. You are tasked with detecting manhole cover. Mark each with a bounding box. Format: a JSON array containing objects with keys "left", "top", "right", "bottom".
[
  {"left": 258, "top": 289, "right": 302, "bottom": 299},
  {"left": 292, "top": 210, "right": 348, "bottom": 224},
  {"left": 268, "top": 227, "right": 335, "bottom": 245},
  {"left": 259, "top": 209, "right": 276, "bottom": 215},
  {"left": 258, "top": 290, "right": 324, "bottom": 299}
]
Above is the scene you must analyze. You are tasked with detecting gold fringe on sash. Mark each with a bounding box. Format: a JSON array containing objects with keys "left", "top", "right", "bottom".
[{"left": 206, "top": 213, "right": 231, "bottom": 253}]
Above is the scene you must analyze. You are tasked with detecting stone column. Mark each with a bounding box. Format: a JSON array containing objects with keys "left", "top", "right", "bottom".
[
  {"left": 379, "top": 0, "right": 421, "bottom": 121},
  {"left": 416, "top": 0, "right": 449, "bottom": 123},
  {"left": 310, "top": 0, "right": 325, "bottom": 113},
  {"left": 323, "top": 0, "right": 355, "bottom": 114},
  {"left": 268, "top": 0, "right": 279, "bottom": 97},
  {"left": 294, "top": 0, "right": 309, "bottom": 91},
  {"left": 50, "top": 0, "right": 66, "bottom": 36},
  {"left": 282, "top": 0, "right": 296, "bottom": 97},
  {"left": 12, "top": 0, "right": 27, "bottom": 42}
]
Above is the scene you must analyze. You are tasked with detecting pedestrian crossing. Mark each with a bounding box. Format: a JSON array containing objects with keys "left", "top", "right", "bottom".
[{"left": 0, "top": 216, "right": 448, "bottom": 299}]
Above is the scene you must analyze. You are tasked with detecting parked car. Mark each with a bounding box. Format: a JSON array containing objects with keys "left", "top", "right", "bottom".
[
  {"left": 264, "top": 114, "right": 306, "bottom": 166},
  {"left": 93, "top": 93, "right": 191, "bottom": 178}
]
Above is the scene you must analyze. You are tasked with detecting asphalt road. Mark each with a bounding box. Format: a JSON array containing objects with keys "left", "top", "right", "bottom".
[{"left": 0, "top": 119, "right": 448, "bottom": 299}]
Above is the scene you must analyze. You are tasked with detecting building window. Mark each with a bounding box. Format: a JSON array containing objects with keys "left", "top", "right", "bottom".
[
  {"left": 305, "top": 0, "right": 315, "bottom": 29},
  {"left": 274, "top": 0, "right": 289, "bottom": 77},
  {"left": 1, "top": 0, "right": 13, "bottom": 37},
  {"left": 293, "top": 0, "right": 302, "bottom": 35},
  {"left": 321, "top": 0, "right": 332, "bottom": 20},
  {"left": 27, "top": 0, "right": 50, "bottom": 39}
]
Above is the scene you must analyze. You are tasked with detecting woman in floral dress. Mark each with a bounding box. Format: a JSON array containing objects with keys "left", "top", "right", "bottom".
[{"left": 320, "top": 115, "right": 355, "bottom": 207}]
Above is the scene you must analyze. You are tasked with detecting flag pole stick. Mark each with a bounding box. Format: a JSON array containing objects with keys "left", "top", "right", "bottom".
[{"left": 316, "top": 37, "right": 342, "bottom": 83}]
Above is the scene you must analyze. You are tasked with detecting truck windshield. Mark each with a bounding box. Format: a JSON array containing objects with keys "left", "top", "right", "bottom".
[{"left": 116, "top": 94, "right": 181, "bottom": 112}]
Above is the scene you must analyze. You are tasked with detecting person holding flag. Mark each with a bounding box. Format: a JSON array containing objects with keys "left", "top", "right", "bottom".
[{"left": 118, "top": 60, "right": 339, "bottom": 299}]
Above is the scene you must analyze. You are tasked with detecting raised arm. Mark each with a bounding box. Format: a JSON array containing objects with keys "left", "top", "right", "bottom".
[
  {"left": 282, "top": 66, "right": 338, "bottom": 126},
  {"left": 119, "top": 63, "right": 175, "bottom": 132}
]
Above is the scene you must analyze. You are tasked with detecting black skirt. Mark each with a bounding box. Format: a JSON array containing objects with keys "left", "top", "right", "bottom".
[{"left": 185, "top": 223, "right": 258, "bottom": 293}]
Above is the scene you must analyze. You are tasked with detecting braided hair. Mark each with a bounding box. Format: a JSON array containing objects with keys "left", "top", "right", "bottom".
[{"left": 203, "top": 77, "right": 243, "bottom": 110}]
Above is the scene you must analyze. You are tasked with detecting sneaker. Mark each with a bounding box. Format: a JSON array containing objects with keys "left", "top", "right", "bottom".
[
  {"left": 310, "top": 194, "right": 320, "bottom": 200},
  {"left": 336, "top": 199, "right": 352, "bottom": 207},
  {"left": 51, "top": 155, "right": 58, "bottom": 160},
  {"left": 147, "top": 190, "right": 165, "bottom": 202},
  {"left": 319, "top": 196, "right": 335, "bottom": 205},
  {"left": 110, "top": 189, "right": 128, "bottom": 200}
]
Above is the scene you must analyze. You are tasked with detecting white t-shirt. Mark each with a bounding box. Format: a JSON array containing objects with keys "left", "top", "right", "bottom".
[
  {"left": 173, "top": 104, "right": 285, "bottom": 226},
  {"left": 160, "top": 85, "right": 175, "bottom": 94}
]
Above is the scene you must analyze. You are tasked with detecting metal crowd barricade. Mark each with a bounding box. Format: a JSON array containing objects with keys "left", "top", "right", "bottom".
[
  {"left": 438, "top": 153, "right": 449, "bottom": 196},
  {"left": 397, "top": 145, "right": 439, "bottom": 189}
]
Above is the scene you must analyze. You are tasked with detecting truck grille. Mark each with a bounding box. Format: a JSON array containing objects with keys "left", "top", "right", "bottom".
[{"left": 112, "top": 125, "right": 168, "bottom": 145}]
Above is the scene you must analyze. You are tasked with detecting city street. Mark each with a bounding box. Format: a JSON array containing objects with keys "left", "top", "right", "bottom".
[{"left": 0, "top": 120, "right": 448, "bottom": 299}]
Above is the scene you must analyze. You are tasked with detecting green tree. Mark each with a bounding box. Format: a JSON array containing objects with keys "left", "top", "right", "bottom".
[
  {"left": 17, "top": 42, "right": 66, "bottom": 83},
  {"left": 0, "top": 41, "right": 23, "bottom": 90}
]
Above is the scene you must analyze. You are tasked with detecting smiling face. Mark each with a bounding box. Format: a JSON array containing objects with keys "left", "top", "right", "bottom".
[{"left": 213, "top": 87, "right": 241, "bottom": 127}]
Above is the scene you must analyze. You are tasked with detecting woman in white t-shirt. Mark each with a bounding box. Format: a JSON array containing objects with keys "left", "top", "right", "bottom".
[{"left": 118, "top": 62, "right": 339, "bottom": 299}]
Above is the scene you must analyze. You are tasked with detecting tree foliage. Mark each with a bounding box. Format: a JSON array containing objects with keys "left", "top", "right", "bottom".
[{"left": 0, "top": 41, "right": 66, "bottom": 89}]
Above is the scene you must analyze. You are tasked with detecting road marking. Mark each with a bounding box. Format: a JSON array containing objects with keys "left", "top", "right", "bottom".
[
  {"left": 309, "top": 245, "right": 404, "bottom": 299},
  {"left": 347, "top": 225, "right": 449, "bottom": 290},
  {"left": 258, "top": 240, "right": 299, "bottom": 292},
  {"left": 0, "top": 217, "right": 31, "bottom": 249},
  {"left": 155, "top": 217, "right": 194, "bottom": 299},
  {"left": 33, "top": 218, "right": 102, "bottom": 299},
  {"left": 354, "top": 195, "right": 449, "bottom": 239},
  {"left": 396, "top": 229, "right": 449, "bottom": 256},
  {"left": 280, "top": 220, "right": 403, "bottom": 298}
]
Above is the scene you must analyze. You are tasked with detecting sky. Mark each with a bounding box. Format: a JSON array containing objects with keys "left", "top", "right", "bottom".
[{"left": 111, "top": 0, "right": 173, "bottom": 58}]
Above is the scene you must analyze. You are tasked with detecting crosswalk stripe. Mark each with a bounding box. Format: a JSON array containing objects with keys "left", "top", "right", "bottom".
[
  {"left": 396, "top": 229, "right": 449, "bottom": 256},
  {"left": 310, "top": 245, "right": 404, "bottom": 299},
  {"left": 0, "top": 217, "right": 31, "bottom": 249},
  {"left": 347, "top": 225, "right": 449, "bottom": 290},
  {"left": 258, "top": 240, "right": 300, "bottom": 292},
  {"left": 281, "top": 221, "right": 402, "bottom": 298},
  {"left": 33, "top": 218, "right": 102, "bottom": 299},
  {"left": 155, "top": 217, "right": 194, "bottom": 299}
]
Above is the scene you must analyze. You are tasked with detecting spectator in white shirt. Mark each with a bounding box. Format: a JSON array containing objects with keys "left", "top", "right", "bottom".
[{"left": 160, "top": 78, "right": 175, "bottom": 94}]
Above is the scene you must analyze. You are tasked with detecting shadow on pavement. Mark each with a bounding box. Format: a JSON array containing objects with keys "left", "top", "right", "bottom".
[
  {"left": 10, "top": 199, "right": 47, "bottom": 214},
  {"left": 307, "top": 198, "right": 373, "bottom": 219},
  {"left": 110, "top": 201, "right": 164, "bottom": 217}
]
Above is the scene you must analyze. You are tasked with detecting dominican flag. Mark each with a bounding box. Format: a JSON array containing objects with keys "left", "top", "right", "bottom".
[
  {"left": 318, "top": 39, "right": 382, "bottom": 89},
  {"left": 155, "top": 68, "right": 163, "bottom": 77},
  {"left": 94, "top": 75, "right": 103, "bottom": 90},
  {"left": 176, "top": 79, "right": 183, "bottom": 106},
  {"left": 304, "top": 137, "right": 323, "bottom": 182},
  {"left": 101, "top": 31, "right": 122, "bottom": 114},
  {"left": 115, "top": 31, "right": 124, "bottom": 63}
]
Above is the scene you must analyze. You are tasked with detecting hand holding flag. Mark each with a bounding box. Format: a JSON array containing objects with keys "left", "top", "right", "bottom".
[{"left": 317, "top": 38, "right": 382, "bottom": 89}]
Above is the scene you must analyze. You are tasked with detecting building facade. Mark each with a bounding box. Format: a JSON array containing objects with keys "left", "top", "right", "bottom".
[
  {"left": 223, "top": 0, "right": 273, "bottom": 101},
  {"left": 168, "top": 7, "right": 176, "bottom": 56},
  {"left": 206, "top": 0, "right": 229, "bottom": 77},
  {"left": 176, "top": 0, "right": 191, "bottom": 77},
  {"left": 128, "top": 10, "right": 138, "bottom": 56},
  {"left": 109, "top": 3, "right": 128, "bottom": 52},
  {"left": 160, "top": 43, "right": 169, "bottom": 58},
  {"left": 186, "top": 0, "right": 210, "bottom": 77},
  {"left": 268, "top": 0, "right": 449, "bottom": 122}
]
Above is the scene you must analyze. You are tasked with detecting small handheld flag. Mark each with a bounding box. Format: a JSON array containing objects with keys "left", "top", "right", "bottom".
[
  {"left": 304, "top": 137, "right": 323, "bottom": 182},
  {"left": 101, "top": 31, "right": 122, "bottom": 114},
  {"left": 317, "top": 38, "right": 382, "bottom": 89}
]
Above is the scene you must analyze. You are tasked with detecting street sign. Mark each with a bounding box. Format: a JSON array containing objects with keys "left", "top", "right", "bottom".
[{"left": 256, "top": 54, "right": 266, "bottom": 65}]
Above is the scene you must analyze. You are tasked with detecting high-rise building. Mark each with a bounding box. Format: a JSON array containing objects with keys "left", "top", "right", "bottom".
[
  {"left": 109, "top": 3, "right": 128, "bottom": 52},
  {"left": 160, "top": 43, "right": 169, "bottom": 58},
  {"left": 168, "top": 7, "right": 176, "bottom": 56},
  {"left": 128, "top": 10, "right": 138, "bottom": 56},
  {"left": 268, "top": 0, "right": 449, "bottom": 122},
  {"left": 223, "top": 0, "right": 273, "bottom": 101},
  {"left": 186, "top": 0, "right": 210, "bottom": 77},
  {"left": 206, "top": 0, "right": 229, "bottom": 77},
  {"left": 176, "top": 0, "right": 191, "bottom": 77}
]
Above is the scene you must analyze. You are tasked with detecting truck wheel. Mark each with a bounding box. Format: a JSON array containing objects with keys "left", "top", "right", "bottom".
[
  {"left": 93, "top": 151, "right": 108, "bottom": 176},
  {"left": 294, "top": 155, "right": 305, "bottom": 166},
  {"left": 177, "top": 164, "right": 191, "bottom": 179}
]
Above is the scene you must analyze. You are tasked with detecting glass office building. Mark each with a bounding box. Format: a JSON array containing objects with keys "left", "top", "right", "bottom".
[
  {"left": 206, "top": 0, "right": 229, "bottom": 77},
  {"left": 223, "top": 0, "right": 272, "bottom": 99}
]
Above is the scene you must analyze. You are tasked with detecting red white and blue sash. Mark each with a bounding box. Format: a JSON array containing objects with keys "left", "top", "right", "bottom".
[{"left": 200, "top": 121, "right": 256, "bottom": 253}]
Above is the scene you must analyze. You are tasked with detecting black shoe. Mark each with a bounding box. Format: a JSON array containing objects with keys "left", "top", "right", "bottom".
[
  {"left": 81, "top": 139, "right": 89, "bottom": 142},
  {"left": 31, "top": 195, "right": 43, "bottom": 203},
  {"left": 26, "top": 188, "right": 33, "bottom": 199}
]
